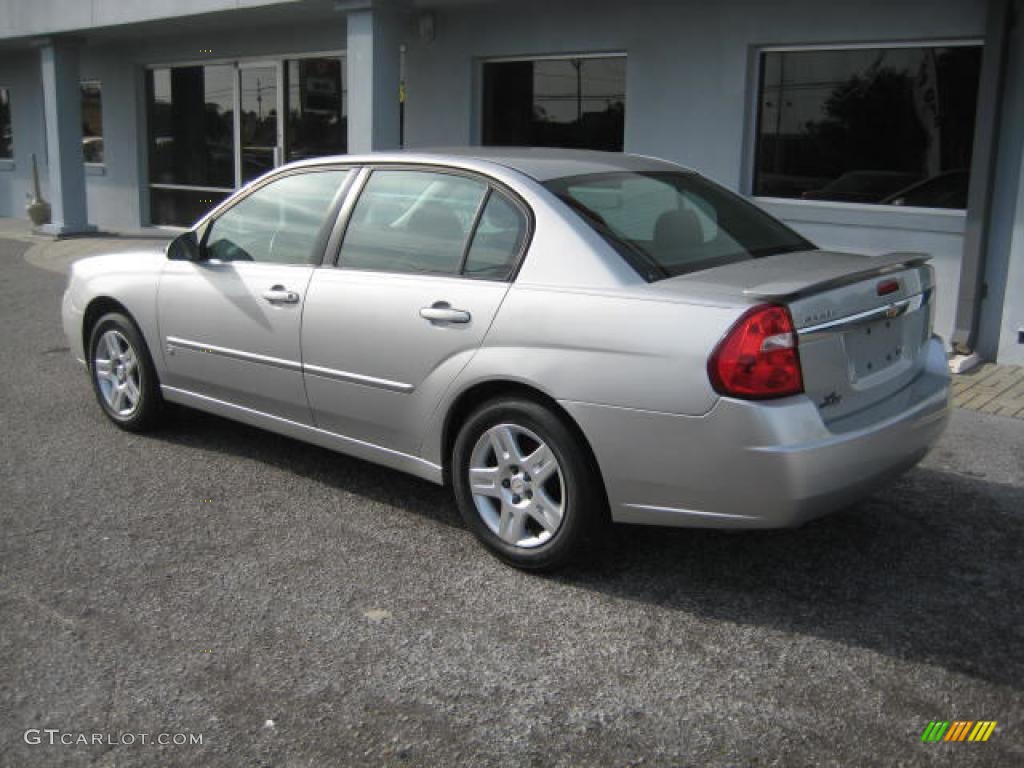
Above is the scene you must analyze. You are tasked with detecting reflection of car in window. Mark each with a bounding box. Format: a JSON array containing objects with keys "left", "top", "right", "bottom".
[
  {"left": 800, "top": 171, "right": 922, "bottom": 203},
  {"left": 881, "top": 170, "right": 970, "bottom": 209}
]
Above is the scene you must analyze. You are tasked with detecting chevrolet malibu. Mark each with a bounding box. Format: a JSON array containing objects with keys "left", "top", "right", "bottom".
[{"left": 62, "top": 149, "right": 951, "bottom": 569}]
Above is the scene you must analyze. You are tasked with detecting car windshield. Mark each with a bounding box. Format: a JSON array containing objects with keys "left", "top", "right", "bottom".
[{"left": 544, "top": 171, "right": 813, "bottom": 281}]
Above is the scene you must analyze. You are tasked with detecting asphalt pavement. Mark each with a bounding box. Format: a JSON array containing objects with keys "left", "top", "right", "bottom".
[{"left": 1, "top": 237, "right": 1022, "bottom": 767}]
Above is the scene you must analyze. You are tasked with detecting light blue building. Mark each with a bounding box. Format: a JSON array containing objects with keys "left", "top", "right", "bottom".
[{"left": 0, "top": 0, "right": 1021, "bottom": 363}]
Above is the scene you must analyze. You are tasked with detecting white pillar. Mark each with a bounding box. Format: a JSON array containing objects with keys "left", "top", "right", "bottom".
[
  {"left": 39, "top": 38, "right": 94, "bottom": 234},
  {"left": 346, "top": 3, "right": 402, "bottom": 154}
]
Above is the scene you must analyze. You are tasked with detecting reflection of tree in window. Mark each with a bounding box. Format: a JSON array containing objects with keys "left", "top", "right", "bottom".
[{"left": 754, "top": 46, "right": 981, "bottom": 207}]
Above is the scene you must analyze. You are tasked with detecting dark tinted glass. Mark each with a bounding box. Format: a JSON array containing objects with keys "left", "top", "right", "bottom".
[
  {"left": 754, "top": 46, "right": 981, "bottom": 208},
  {"left": 150, "top": 188, "right": 230, "bottom": 228},
  {"left": 81, "top": 82, "right": 103, "bottom": 163},
  {"left": 546, "top": 172, "right": 812, "bottom": 281},
  {"left": 463, "top": 192, "right": 527, "bottom": 280},
  {"left": 0, "top": 88, "right": 11, "bottom": 159},
  {"left": 146, "top": 65, "right": 235, "bottom": 189},
  {"left": 339, "top": 170, "right": 486, "bottom": 274},
  {"left": 285, "top": 57, "right": 347, "bottom": 161},
  {"left": 483, "top": 57, "right": 626, "bottom": 150},
  {"left": 205, "top": 170, "right": 348, "bottom": 265}
]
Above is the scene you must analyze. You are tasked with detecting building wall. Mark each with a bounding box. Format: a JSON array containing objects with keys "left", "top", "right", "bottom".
[
  {"left": 403, "top": 0, "right": 986, "bottom": 341},
  {"left": 0, "top": 52, "right": 50, "bottom": 219},
  {"left": 986, "top": 0, "right": 1024, "bottom": 365}
]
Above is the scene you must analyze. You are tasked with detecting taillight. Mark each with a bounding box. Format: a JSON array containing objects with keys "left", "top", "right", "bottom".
[{"left": 708, "top": 304, "right": 803, "bottom": 399}]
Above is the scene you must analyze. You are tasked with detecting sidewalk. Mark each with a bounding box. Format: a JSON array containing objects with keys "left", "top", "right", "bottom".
[
  {"left": 952, "top": 363, "right": 1024, "bottom": 419},
  {"left": 3, "top": 217, "right": 1023, "bottom": 421},
  {"left": 0, "top": 216, "right": 171, "bottom": 275}
]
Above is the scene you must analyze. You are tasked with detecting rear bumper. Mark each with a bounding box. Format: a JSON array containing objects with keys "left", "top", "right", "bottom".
[{"left": 562, "top": 336, "right": 951, "bottom": 529}]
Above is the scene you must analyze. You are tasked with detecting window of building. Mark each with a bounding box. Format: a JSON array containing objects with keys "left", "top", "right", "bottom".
[
  {"left": 753, "top": 44, "right": 982, "bottom": 209},
  {"left": 146, "top": 55, "right": 347, "bottom": 226},
  {"left": 482, "top": 55, "right": 626, "bottom": 151},
  {"left": 204, "top": 169, "right": 349, "bottom": 265},
  {"left": 285, "top": 57, "right": 347, "bottom": 162},
  {"left": 81, "top": 81, "right": 103, "bottom": 164},
  {"left": 0, "top": 88, "right": 12, "bottom": 159},
  {"left": 339, "top": 170, "right": 488, "bottom": 275}
]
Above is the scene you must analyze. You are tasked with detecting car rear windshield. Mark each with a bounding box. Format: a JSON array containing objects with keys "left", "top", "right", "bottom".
[{"left": 544, "top": 171, "right": 813, "bottom": 281}]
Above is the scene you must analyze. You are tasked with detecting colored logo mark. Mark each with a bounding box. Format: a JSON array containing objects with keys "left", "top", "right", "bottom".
[{"left": 921, "top": 721, "right": 997, "bottom": 742}]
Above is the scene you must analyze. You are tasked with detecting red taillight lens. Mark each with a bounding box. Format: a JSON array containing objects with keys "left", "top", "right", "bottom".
[{"left": 708, "top": 304, "right": 803, "bottom": 399}]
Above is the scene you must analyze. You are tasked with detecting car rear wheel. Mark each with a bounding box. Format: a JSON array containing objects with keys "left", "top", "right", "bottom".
[
  {"left": 88, "top": 312, "right": 162, "bottom": 432},
  {"left": 452, "top": 398, "right": 603, "bottom": 570}
]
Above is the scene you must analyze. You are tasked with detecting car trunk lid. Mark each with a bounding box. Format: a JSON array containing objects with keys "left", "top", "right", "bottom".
[{"left": 649, "top": 249, "right": 936, "bottom": 423}]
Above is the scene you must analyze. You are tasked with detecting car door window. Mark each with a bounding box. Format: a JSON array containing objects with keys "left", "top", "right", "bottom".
[
  {"left": 462, "top": 191, "right": 527, "bottom": 280},
  {"left": 339, "top": 170, "right": 487, "bottom": 274},
  {"left": 204, "top": 169, "right": 349, "bottom": 265}
]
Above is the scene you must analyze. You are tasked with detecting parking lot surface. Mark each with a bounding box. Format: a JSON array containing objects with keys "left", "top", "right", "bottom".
[{"left": 1, "top": 238, "right": 1022, "bottom": 766}]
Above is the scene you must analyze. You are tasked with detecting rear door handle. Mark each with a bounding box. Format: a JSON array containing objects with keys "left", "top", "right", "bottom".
[
  {"left": 262, "top": 285, "right": 300, "bottom": 304},
  {"left": 420, "top": 302, "right": 471, "bottom": 324}
]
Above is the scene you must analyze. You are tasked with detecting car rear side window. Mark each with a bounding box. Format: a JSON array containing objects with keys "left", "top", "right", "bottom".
[
  {"left": 204, "top": 170, "right": 349, "bottom": 265},
  {"left": 339, "top": 170, "right": 487, "bottom": 275},
  {"left": 462, "top": 191, "right": 527, "bottom": 280}
]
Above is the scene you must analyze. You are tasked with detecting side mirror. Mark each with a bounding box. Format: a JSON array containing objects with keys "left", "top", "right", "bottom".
[{"left": 167, "top": 231, "right": 201, "bottom": 261}]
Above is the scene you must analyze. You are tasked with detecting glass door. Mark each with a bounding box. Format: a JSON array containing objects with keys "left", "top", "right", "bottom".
[
  {"left": 237, "top": 61, "right": 284, "bottom": 186},
  {"left": 147, "top": 56, "right": 346, "bottom": 226}
]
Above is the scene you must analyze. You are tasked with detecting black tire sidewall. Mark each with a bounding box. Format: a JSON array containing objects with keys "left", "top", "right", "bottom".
[
  {"left": 88, "top": 312, "right": 161, "bottom": 431},
  {"left": 452, "top": 398, "right": 598, "bottom": 570}
]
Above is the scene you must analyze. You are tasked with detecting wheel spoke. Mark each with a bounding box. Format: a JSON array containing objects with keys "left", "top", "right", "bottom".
[
  {"left": 125, "top": 377, "right": 141, "bottom": 405},
  {"left": 497, "top": 505, "right": 526, "bottom": 544},
  {"left": 110, "top": 386, "right": 126, "bottom": 412},
  {"left": 103, "top": 332, "right": 121, "bottom": 359},
  {"left": 469, "top": 466, "right": 502, "bottom": 498},
  {"left": 528, "top": 490, "right": 563, "bottom": 533},
  {"left": 488, "top": 426, "right": 521, "bottom": 466},
  {"left": 94, "top": 358, "right": 113, "bottom": 380},
  {"left": 523, "top": 443, "right": 558, "bottom": 484}
]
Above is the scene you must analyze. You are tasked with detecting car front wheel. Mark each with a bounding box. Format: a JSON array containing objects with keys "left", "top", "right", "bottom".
[
  {"left": 452, "top": 398, "right": 604, "bottom": 570},
  {"left": 88, "top": 312, "right": 163, "bottom": 432}
]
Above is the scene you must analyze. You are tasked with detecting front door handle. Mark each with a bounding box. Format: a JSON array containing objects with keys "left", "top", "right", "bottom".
[
  {"left": 263, "top": 285, "right": 300, "bottom": 304},
  {"left": 420, "top": 301, "right": 471, "bottom": 324}
]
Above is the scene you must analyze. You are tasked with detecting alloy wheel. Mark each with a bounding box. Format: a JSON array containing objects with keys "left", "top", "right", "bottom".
[{"left": 467, "top": 423, "right": 566, "bottom": 548}]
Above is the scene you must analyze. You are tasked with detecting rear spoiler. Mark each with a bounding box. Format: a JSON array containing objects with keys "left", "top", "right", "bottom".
[{"left": 742, "top": 252, "right": 932, "bottom": 300}]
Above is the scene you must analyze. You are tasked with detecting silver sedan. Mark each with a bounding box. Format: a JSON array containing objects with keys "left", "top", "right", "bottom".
[{"left": 62, "top": 149, "right": 951, "bottom": 569}]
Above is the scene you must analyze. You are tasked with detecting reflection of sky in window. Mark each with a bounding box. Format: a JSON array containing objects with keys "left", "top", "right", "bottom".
[
  {"left": 150, "top": 65, "right": 234, "bottom": 114},
  {"left": 533, "top": 57, "right": 626, "bottom": 124}
]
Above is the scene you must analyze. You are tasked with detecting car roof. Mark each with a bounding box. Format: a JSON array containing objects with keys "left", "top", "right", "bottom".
[{"left": 287, "top": 147, "right": 690, "bottom": 182}]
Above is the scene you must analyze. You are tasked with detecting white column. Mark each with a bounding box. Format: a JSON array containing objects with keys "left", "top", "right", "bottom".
[
  {"left": 39, "top": 38, "right": 94, "bottom": 234},
  {"left": 346, "top": 3, "right": 402, "bottom": 154}
]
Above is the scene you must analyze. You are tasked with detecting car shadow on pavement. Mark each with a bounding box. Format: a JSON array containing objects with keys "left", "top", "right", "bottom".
[
  {"left": 558, "top": 466, "right": 1024, "bottom": 691},
  {"left": 146, "top": 405, "right": 463, "bottom": 529},
  {"left": 145, "top": 407, "right": 1022, "bottom": 691}
]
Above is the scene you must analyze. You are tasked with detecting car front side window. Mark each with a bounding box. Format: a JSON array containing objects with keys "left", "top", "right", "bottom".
[{"left": 204, "top": 169, "right": 349, "bottom": 265}]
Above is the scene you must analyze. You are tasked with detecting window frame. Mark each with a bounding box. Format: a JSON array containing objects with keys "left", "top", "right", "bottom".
[
  {"left": 329, "top": 163, "right": 535, "bottom": 283},
  {"left": 196, "top": 164, "right": 357, "bottom": 268},
  {"left": 476, "top": 51, "right": 628, "bottom": 149},
  {"left": 746, "top": 38, "right": 984, "bottom": 213}
]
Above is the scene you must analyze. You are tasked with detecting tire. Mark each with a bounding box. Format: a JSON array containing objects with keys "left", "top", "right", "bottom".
[
  {"left": 452, "top": 397, "right": 605, "bottom": 570},
  {"left": 87, "top": 312, "right": 163, "bottom": 432}
]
